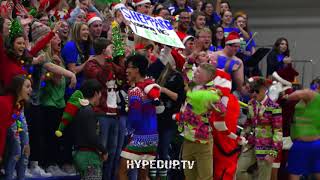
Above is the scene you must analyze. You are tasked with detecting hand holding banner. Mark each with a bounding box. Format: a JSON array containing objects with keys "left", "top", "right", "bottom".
[{"left": 118, "top": 5, "right": 185, "bottom": 48}]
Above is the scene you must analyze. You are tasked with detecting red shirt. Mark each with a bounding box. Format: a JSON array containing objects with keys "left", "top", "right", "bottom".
[{"left": 0, "top": 95, "right": 16, "bottom": 157}]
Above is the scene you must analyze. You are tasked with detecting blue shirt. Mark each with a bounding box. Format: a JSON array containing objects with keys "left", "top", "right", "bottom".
[{"left": 61, "top": 41, "right": 95, "bottom": 97}]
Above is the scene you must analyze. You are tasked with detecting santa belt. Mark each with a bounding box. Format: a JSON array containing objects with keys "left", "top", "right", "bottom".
[{"left": 214, "top": 140, "right": 241, "bottom": 157}]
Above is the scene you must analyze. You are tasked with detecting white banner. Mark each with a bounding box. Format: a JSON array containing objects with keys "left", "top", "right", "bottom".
[{"left": 119, "top": 6, "right": 185, "bottom": 49}]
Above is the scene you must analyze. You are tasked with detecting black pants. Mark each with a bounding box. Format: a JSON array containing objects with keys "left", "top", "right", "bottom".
[{"left": 24, "top": 104, "right": 44, "bottom": 163}]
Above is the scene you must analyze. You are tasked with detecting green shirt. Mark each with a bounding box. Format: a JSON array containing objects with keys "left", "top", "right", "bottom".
[{"left": 291, "top": 93, "right": 320, "bottom": 139}]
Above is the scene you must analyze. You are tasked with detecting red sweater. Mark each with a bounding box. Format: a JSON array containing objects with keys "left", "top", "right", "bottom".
[
  {"left": 0, "top": 32, "right": 55, "bottom": 88},
  {"left": 0, "top": 95, "right": 16, "bottom": 157}
]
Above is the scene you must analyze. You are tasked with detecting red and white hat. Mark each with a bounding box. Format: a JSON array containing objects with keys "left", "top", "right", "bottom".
[
  {"left": 225, "top": 31, "right": 241, "bottom": 45},
  {"left": 87, "top": 12, "right": 102, "bottom": 26},
  {"left": 176, "top": 31, "right": 194, "bottom": 45},
  {"left": 111, "top": 3, "right": 125, "bottom": 15},
  {"left": 132, "top": 0, "right": 151, "bottom": 7},
  {"left": 213, "top": 69, "right": 232, "bottom": 95}
]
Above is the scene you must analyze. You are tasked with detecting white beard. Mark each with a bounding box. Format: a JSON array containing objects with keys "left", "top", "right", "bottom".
[{"left": 107, "top": 90, "right": 118, "bottom": 109}]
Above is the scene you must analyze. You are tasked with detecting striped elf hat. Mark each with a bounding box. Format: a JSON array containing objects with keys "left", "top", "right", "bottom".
[{"left": 55, "top": 90, "right": 89, "bottom": 137}]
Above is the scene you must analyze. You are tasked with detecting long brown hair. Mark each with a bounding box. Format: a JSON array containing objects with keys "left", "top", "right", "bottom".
[
  {"left": 70, "top": 22, "right": 92, "bottom": 63},
  {"left": 157, "top": 63, "right": 176, "bottom": 87}
]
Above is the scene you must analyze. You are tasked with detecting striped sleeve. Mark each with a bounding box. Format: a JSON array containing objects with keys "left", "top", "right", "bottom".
[{"left": 271, "top": 104, "right": 283, "bottom": 151}]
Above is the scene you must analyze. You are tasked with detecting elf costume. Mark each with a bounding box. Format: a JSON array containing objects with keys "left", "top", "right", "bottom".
[{"left": 55, "top": 90, "right": 89, "bottom": 137}]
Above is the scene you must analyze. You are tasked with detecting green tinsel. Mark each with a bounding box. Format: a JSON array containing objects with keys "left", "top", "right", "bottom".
[
  {"left": 29, "top": 7, "right": 38, "bottom": 17},
  {"left": 9, "top": 19, "right": 24, "bottom": 43},
  {"left": 111, "top": 21, "right": 125, "bottom": 58}
]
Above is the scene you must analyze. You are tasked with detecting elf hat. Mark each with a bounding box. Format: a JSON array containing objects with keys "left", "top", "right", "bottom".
[
  {"left": 55, "top": 90, "right": 89, "bottom": 137},
  {"left": 132, "top": 0, "right": 151, "bottom": 7},
  {"left": 176, "top": 31, "right": 194, "bottom": 45},
  {"left": 87, "top": 12, "right": 102, "bottom": 26},
  {"left": 225, "top": 31, "right": 241, "bottom": 45}
]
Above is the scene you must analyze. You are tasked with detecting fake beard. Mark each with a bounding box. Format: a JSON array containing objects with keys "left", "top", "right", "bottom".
[{"left": 107, "top": 90, "right": 118, "bottom": 109}]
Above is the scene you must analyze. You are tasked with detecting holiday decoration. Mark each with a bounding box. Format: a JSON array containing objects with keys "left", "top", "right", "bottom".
[
  {"left": 111, "top": 21, "right": 125, "bottom": 58},
  {"left": 9, "top": 18, "right": 24, "bottom": 44}
]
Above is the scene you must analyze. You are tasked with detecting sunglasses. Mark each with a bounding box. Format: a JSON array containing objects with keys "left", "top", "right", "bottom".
[{"left": 107, "top": 88, "right": 117, "bottom": 92}]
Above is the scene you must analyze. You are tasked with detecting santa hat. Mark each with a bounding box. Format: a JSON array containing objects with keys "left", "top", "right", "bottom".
[
  {"left": 213, "top": 69, "right": 232, "bottom": 95},
  {"left": 39, "top": 0, "right": 61, "bottom": 13},
  {"left": 171, "top": 48, "right": 186, "bottom": 71},
  {"left": 132, "top": 0, "right": 151, "bottom": 7},
  {"left": 87, "top": 12, "right": 102, "bottom": 26},
  {"left": 272, "top": 64, "right": 299, "bottom": 86},
  {"left": 111, "top": 3, "right": 125, "bottom": 15},
  {"left": 135, "top": 43, "right": 146, "bottom": 51},
  {"left": 225, "top": 31, "right": 241, "bottom": 45},
  {"left": 176, "top": 31, "right": 194, "bottom": 45},
  {"left": 55, "top": 90, "right": 89, "bottom": 137}
]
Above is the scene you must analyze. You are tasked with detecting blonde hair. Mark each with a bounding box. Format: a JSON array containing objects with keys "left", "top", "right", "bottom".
[
  {"left": 195, "top": 27, "right": 212, "bottom": 38},
  {"left": 199, "top": 63, "right": 216, "bottom": 79}
]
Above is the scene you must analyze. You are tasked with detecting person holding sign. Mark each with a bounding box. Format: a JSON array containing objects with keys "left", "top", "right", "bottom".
[{"left": 132, "top": 0, "right": 151, "bottom": 15}]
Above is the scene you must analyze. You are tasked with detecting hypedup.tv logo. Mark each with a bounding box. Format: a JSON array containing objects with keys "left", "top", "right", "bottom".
[{"left": 127, "top": 160, "right": 195, "bottom": 170}]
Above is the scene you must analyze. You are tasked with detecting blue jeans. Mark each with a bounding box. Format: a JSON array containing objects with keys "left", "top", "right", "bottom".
[
  {"left": 98, "top": 115, "right": 119, "bottom": 180},
  {"left": 157, "top": 127, "right": 177, "bottom": 180},
  {"left": 5, "top": 112, "right": 29, "bottom": 180}
]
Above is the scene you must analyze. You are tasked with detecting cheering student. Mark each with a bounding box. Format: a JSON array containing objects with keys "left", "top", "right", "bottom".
[
  {"left": 237, "top": 77, "right": 283, "bottom": 180},
  {"left": 118, "top": 54, "right": 161, "bottom": 180},
  {"left": 0, "top": 75, "right": 32, "bottom": 180},
  {"left": 285, "top": 78, "right": 320, "bottom": 180}
]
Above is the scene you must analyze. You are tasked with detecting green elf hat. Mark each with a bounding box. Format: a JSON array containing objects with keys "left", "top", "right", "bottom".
[{"left": 55, "top": 90, "right": 89, "bottom": 137}]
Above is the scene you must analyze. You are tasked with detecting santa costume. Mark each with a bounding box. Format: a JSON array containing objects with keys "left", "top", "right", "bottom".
[{"left": 210, "top": 69, "right": 247, "bottom": 180}]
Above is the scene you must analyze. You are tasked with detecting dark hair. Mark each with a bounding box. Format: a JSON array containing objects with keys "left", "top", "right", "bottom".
[
  {"left": 212, "top": 26, "right": 225, "bottom": 48},
  {"left": 178, "top": 9, "right": 190, "bottom": 15},
  {"left": 191, "top": 11, "right": 206, "bottom": 22},
  {"left": 310, "top": 77, "right": 320, "bottom": 90},
  {"left": 201, "top": 2, "right": 214, "bottom": 13},
  {"left": 4, "top": 35, "right": 32, "bottom": 63},
  {"left": 220, "top": 0, "right": 231, "bottom": 12},
  {"left": 126, "top": 53, "right": 149, "bottom": 77},
  {"left": 273, "top": 37, "right": 290, "bottom": 56},
  {"left": 80, "top": 79, "right": 103, "bottom": 99},
  {"left": 153, "top": 7, "right": 170, "bottom": 16},
  {"left": 93, "top": 37, "right": 109, "bottom": 55},
  {"left": 5, "top": 75, "right": 30, "bottom": 103}
]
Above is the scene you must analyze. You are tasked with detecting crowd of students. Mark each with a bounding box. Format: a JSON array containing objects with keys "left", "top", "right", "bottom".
[{"left": 0, "top": 0, "right": 319, "bottom": 180}]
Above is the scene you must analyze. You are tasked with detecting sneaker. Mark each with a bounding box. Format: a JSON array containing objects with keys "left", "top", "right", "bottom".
[
  {"left": 30, "top": 165, "right": 52, "bottom": 177},
  {"left": 62, "top": 165, "right": 76, "bottom": 176},
  {"left": 47, "top": 165, "right": 68, "bottom": 176},
  {"left": 25, "top": 168, "right": 33, "bottom": 178}
]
